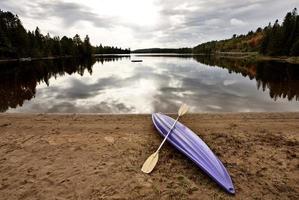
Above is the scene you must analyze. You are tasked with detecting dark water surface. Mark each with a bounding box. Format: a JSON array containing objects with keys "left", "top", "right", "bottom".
[{"left": 1, "top": 54, "right": 298, "bottom": 113}]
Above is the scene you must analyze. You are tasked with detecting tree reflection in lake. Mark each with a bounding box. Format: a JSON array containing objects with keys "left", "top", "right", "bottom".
[
  {"left": 0, "top": 56, "right": 129, "bottom": 112},
  {"left": 193, "top": 56, "right": 299, "bottom": 101},
  {"left": 0, "top": 55, "right": 298, "bottom": 113}
]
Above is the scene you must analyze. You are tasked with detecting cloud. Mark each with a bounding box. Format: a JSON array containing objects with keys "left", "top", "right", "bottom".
[
  {"left": 30, "top": 0, "right": 115, "bottom": 28},
  {"left": 230, "top": 18, "right": 247, "bottom": 26}
]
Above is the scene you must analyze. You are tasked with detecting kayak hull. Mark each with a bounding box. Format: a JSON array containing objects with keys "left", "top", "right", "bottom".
[{"left": 152, "top": 113, "right": 235, "bottom": 194}]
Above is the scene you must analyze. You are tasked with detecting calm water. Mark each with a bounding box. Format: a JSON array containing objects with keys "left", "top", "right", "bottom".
[{"left": 1, "top": 54, "right": 298, "bottom": 113}]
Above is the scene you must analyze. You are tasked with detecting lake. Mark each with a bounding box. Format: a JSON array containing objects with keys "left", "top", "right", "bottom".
[{"left": 1, "top": 54, "right": 298, "bottom": 113}]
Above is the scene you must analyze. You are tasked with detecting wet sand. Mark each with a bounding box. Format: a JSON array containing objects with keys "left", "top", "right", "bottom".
[{"left": 0, "top": 113, "right": 298, "bottom": 199}]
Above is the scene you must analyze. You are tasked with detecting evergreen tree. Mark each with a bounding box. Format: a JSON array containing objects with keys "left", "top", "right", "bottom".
[
  {"left": 73, "top": 34, "right": 84, "bottom": 56},
  {"left": 267, "top": 20, "right": 283, "bottom": 55},
  {"left": 83, "top": 35, "right": 93, "bottom": 56},
  {"left": 282, "top": 8, "right": 297, "bottom": 55},
  {"left": 60, "top": 36, "right": 74, "bottom": 55}
]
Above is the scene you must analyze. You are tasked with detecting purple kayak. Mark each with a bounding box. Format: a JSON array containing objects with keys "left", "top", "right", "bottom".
[{"left": 152, "top": 113, "right": 235, "bottom": 194}]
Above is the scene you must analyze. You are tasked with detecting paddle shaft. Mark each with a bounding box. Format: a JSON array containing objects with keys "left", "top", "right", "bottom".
[{"left": 156, "top": 115, "right": 180, "bottom": 153}]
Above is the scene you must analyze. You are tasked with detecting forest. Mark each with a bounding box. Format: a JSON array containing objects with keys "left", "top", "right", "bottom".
[
  {"left": 0, "top": 10, "right": 130, "bottom": 59},
  {"left": 1, "top": 8, "right": 299, "bottom": 58},
  {"left": 193, "top": 8, "right": 299, "bottom": 56}
]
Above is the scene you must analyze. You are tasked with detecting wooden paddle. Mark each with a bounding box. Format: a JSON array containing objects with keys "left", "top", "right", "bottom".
[{"left": 141, "top": 104, "right": 189, "bottom": 174}]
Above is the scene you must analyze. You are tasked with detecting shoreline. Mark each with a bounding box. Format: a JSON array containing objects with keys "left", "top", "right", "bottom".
[
  {"left": 204, "top": 52, "right": 299, "bottom": 64},
  {"left": 0, "top": 55, "right": 73, "bottom": 63},
  {"left": 1, "top": 53, "right": 299, "bottom": 64},
  {"left": 0, "top": 113, "right": 298, "bottom": 199}
]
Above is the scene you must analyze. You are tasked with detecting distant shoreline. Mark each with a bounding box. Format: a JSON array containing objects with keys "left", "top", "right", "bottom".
[
  {"left": 207, "top": 52, "right": 299, "bottom": 64},
  {"left": 0, "top": 55, "right": 73, "bottom": 63},
  {"left": 0, "top": 53, "right": 299, "bottom": 64}
]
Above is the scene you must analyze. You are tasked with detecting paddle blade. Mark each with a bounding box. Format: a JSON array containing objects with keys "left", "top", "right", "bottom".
[
  {"left": 141, "top": 152, "right": 159, "bottom": 174},
  {"left": 178, "top": 103, "right": 189, "bottom": 116}
]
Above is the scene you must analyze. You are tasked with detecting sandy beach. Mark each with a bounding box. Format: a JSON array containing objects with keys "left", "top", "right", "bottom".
[{"left": 0, "top": 113, "right": 298, "bottom": 199}]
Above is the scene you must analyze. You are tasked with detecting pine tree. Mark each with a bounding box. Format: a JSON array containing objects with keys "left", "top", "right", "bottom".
[
  {"left": 266, "top": 20, "right": 284, "bottom": 55},
  {"left": 83, "top": 35, "right": 93, "bottom": 57},
  {"left": 282, "top": 8, "right": 297, "bottom": 55}
]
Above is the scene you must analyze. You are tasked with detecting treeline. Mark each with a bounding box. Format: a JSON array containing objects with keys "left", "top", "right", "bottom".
[
  {"left": 94, "top": 45, "right": 130, "bottom": 54},
  {"left": 193, "top": 31, "right": 263, "bottom": 54},
  {"left": 0, "top": 10, "right": 130, "bottom": 59},
  {"left": 193, "top": 8, "right": 299, "bottom": 56},
  {"left": 261, "top": 8, "right": 299, "bottom": 56},
  {"left": 132, "top": 48, "right": 192, "bottom": 54}
]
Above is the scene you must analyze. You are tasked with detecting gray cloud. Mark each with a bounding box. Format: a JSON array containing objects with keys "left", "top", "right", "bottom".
[
  {"left": 39, "top": 1, "right": 116, "bottom": 28},
  {"left": 0, "top": 0, "right": 115, "bottom": 28},
  {"left": 0, "top": 0, "right": 298, "bottom": 48},
  {"left": 148, "top": 0, "right": 298, "bottom": 47}
]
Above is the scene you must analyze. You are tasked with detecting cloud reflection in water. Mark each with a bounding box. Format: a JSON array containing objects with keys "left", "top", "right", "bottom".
[{"left": 3, "top": 55, "right": 299, "bottom": 113}]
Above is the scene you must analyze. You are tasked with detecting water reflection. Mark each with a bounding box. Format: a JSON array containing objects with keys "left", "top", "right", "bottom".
[
  {"left": 194, "top": 56, "right": 299, "bottom": 101},
  {"left": 1, "top": 55, "right": 298, "bottom": 113},
  {"left": 0, "top": 56, "right": 128, "bottom": 112}
]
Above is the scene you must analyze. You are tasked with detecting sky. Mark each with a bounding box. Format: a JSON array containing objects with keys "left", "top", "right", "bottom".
[{"left": 0, "top": 0, "right": 298, "bottom": 49}]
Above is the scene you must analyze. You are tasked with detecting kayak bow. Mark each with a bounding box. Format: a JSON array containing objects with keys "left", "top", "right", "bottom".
[{"left": 152, "top": 113, "right": 235, "bottom": 194}]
